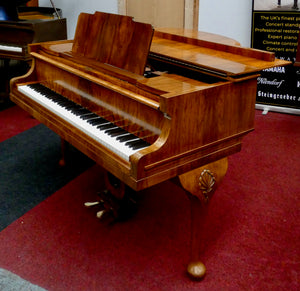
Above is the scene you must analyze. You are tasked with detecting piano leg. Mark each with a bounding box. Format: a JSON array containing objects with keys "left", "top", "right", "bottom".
[
  {"left": 59, "top": 138, "right": 68, "bottom": 167},
  {"left": 0, "top": 59, "right": 10, "bottom": 100},
  {"left": 177, "top": 158, "right": 228, "bottom": 279}
]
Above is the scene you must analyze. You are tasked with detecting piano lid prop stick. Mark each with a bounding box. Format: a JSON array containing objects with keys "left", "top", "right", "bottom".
[{"left": 49, "top": 0, "right": 60, "bottom": 19}]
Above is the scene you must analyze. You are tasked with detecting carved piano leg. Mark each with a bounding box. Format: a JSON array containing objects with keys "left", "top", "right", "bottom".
[{"left": 177, "top": 158, "right": 228, "bottom": 279}]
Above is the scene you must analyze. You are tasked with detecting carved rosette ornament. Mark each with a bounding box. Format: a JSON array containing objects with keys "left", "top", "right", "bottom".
[{"left": 198, "top": 169, "right": 216, "bottom": 203}]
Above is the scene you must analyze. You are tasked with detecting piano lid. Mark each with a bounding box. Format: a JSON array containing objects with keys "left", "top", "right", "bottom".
[{"left": 150, "top": 28, "right": 290, "bottom": 80}]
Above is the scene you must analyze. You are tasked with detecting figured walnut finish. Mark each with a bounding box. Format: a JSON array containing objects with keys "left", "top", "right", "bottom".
[
  {"left": 72, "top": 12, "right": 154, "bottom": 76},
  {"left": 150, "top": 29, "right": 289, "bottom": 79},
  {"left": 9, "top": 12, "right": 291, "bottom": 280}
]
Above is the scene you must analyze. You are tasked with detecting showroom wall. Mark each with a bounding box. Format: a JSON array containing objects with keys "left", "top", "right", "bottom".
[
  {"left": 39, "top": 0, "right": 118, "bottom": 39},
  {"left": 39, "top": 0, "right": 252, "bottom": 46},
  {"left": 198, "top": 0, "right": 253, "bottom": 46}
]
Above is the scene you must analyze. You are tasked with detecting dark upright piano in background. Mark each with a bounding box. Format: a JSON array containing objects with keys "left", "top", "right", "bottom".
[
  {"left": 10, "top": 12, "right": 290, "bottom": 279},
  {"left": 0, "top": 0, "right": 66, "bottom": 61},
  {"left": 0, "top": 0, "right": 66, "bottom": 99}
]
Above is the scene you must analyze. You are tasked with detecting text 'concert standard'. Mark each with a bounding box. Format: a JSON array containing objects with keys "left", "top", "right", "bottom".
[{"left": 10, "top": 12, "right": 289, "bottom": 279}]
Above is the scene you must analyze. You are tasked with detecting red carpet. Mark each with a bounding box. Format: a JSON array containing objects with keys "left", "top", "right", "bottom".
[
  {"left": 0, "top": 111, "right": 299, "bottom": 290},
  {"left": 0, "top": 105, "right": 39, "bottom": 142}
]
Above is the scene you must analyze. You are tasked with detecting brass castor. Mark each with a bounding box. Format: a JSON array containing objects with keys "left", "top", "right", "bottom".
[{"left": 187, "top": 261, "right": 206, "bottom": 280}]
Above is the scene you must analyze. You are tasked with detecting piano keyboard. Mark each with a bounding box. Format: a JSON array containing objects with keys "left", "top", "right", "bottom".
[
  {"left": 0, "top": 44, "right": 22, "bottom": 53},
  {"left": 18, "top": 83, "right": 151, "bottom": 161}
]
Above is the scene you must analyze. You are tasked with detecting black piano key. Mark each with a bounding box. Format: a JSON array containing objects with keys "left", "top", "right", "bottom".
[
  {"left": 105, "top": 127, "right": 128, "bottom": 137},
  {"left": 72, "top": 108, "right": 90, "bottom": 116},
  {"left": 98, "top": 123, "right": 117, "bottom": 130},
  {"left": 56, "top": 100, "right": 71, "bottom": 106},
  {"left": 131, "top": 142, "right": 150, "bottom": 150},
  {"left": 125, "top": 139, "right": 147, "bottom": 147},
  {"left": 80, "top": 112, "right": 99, "bottom": 120},
  {"left": 117, "top": 134, "right": 138, "bottom": 142},
  {"left": 88, "top": 117, "right": 108, "bottom": 126},
  {"left": 65, "top": 104, "right": 82, "bottom": 111}
]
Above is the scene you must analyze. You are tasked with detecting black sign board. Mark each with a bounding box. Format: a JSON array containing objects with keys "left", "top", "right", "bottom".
[{"left": 252, "top": 1, "right": 300, "bottom": 111}]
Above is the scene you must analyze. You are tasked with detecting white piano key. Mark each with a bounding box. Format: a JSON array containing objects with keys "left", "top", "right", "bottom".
[{"left": 0, "top": 44, "right": 22, "bottom": 53}]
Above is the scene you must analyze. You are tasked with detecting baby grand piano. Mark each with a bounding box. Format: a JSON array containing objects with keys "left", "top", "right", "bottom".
[{"left": 10, "top": 12, "right": 289, "bottom": 279}]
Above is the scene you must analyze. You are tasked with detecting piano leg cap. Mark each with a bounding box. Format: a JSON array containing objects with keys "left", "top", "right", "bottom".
[
  {"left": 58, "top": 158, "right": 66, "bottom": 167},
  {"left": 187, "top": 261, "right": 206, "bottom": 280}
]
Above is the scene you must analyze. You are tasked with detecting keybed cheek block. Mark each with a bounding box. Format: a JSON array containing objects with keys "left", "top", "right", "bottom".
[{"left": 10, "top": 12, "right": 291, "bottom": 280}]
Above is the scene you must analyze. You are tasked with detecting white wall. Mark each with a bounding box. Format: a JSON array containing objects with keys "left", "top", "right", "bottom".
[
  {"left": 39, "top": 0, "right": 253, "bottom": 47},
  {"left": 39, "top": 0, "right": 118, "bottom": 39},
  {"left": 198, "top": 0, "right": 253, "bottom": 46}
]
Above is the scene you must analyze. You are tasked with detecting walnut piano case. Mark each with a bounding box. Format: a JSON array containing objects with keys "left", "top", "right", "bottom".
[{"left": 10, "top": 12, "right": 289, "bottom": 280}]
